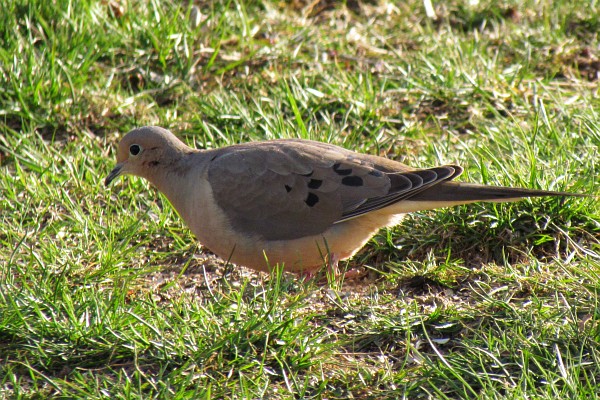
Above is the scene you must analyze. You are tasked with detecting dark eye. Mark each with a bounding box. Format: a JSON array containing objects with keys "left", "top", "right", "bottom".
[{"left": 129, "top": 144, "right": 141, "bottom": 156}]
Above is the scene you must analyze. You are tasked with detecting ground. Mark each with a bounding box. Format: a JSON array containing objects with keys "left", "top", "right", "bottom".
[{"left": 1, "top": 0, "right": 599, "bottom": 398}]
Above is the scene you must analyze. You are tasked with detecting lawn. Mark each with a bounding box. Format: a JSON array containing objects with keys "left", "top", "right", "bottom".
[{"left": 1, "top": 0, "right": 599, "bottom": 398}]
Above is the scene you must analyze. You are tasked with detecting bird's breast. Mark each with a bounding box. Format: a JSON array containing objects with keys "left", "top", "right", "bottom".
[{"left": 167, "top": 177, "right": 406, "bottom": 273}]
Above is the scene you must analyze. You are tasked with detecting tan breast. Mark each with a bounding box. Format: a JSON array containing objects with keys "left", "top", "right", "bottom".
[{"left": 190, "top": 187, "right": 400, "bottom": 272}]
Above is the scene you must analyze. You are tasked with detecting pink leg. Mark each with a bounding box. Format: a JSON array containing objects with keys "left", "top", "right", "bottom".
[
  {"left": 327, "top": 254, "right": 366, "bottom": 281},
  {"left": 327, "top": 253, "right": 340, "bottom": 277},
  {"left": 299, "top": 269, "right": 315, "bottom": 281},
  {"left": 298, "top": 254, "right": 366, "bottom": 283}
]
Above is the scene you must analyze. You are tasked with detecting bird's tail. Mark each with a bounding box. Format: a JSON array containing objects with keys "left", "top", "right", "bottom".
[{"left": 409, "top": 182, "right": 585, "bottom": 203}]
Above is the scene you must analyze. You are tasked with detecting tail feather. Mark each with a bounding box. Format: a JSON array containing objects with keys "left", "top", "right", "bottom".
[{"left": 409, "top": 182, "right": 585, "bottom": 203}]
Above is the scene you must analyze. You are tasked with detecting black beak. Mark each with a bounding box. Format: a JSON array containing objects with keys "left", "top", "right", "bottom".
[{"left": 105, "top": 164, "right": 123, "bottom": 187}]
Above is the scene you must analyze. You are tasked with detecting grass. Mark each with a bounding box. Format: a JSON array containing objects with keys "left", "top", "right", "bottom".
[{"left": 1, "top": 0, "right": 599, "bottom": 398}]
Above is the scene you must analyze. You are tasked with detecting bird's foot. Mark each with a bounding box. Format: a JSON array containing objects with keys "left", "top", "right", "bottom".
[
  {"left": 341, "top": 266, "right": 367, "bottom": 281},
  {"left": 297, "top": 255, "right": 366, "bottom": 285}
]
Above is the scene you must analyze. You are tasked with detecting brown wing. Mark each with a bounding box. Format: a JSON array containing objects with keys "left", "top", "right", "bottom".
[{"left": 207, "top": 139, "right": 460, "bottom": 240}]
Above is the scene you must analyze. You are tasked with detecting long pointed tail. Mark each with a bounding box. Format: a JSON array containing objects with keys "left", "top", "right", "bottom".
[{"left": 409, "top": 182, "right": 585, "bottom": 203}]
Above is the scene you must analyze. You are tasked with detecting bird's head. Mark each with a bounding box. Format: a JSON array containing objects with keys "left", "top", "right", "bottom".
[{"left": 105, "top": 126, "right": 191, "bottom": 186}]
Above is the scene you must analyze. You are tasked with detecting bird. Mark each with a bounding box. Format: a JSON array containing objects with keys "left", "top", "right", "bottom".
[{"left": 105, "top": 126, "right": 582, "bottom": 275}]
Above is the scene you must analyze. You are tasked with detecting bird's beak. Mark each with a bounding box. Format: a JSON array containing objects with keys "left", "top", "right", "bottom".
[{"left": 105, "top": 164, "right": 124, "bottom": 187}]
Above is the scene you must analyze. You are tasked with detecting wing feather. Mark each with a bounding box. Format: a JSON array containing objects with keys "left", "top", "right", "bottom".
[{"left": 207, "top": 140, "right": 461, "bottom": 240}]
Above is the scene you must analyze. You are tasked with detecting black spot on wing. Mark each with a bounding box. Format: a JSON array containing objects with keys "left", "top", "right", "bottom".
[
  {"left": 305, "top": 192, "right": 319, "bottom": 207},
  {"left": 341, "top": 176, "right": 364, "bottom": 187},
  {"left": 308, "top": 179, "right": 322, "bottom": 189},
  {"left": 284, "top": 184, "right": 292, "bottom": 192},
  {"left": 333, "top": 163, "right": 352, "bottom": 176}
]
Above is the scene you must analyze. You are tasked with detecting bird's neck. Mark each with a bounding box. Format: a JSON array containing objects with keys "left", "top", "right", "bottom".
[{"left": 148, "top": 150, "right": 207, "bottom": 221}]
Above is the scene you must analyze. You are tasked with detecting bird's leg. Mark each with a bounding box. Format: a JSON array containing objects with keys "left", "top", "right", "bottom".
[
  {"left": 299, "top": 269, "right": 315, "bottom": 281},
  {"left": 342, "top": 265, "right": 367, "bottom": 280},
  {"left": 331, "top": 254, "right": 367, "bottom": 281},
  {"left": 299, "top": 254, "right": 365, "bottom": 284},
  {"left": 326, "top": 253, "right": 341, "bottom": 280},
  {"left": 296, "top": 254, "right": 339, "bottom": 283}
]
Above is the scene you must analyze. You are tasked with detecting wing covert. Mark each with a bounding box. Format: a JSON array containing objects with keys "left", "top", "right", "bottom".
[{"left": 207, "top": 140, "right": 462, "bottom": 240}]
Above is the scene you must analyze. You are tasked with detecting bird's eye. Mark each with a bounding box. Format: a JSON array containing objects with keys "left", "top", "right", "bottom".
[{"left": 129, "top": 144, "right": 142, "bottom": 156}]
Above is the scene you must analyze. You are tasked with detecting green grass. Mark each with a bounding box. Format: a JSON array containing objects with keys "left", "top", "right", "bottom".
[{"left": 1, "top": 0, "right": 599, "bottom": 398}]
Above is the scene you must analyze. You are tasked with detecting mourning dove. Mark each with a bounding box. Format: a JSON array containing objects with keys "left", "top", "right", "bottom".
[{"left": 105, "top": 126, "right": 581, "bottom": 274}]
